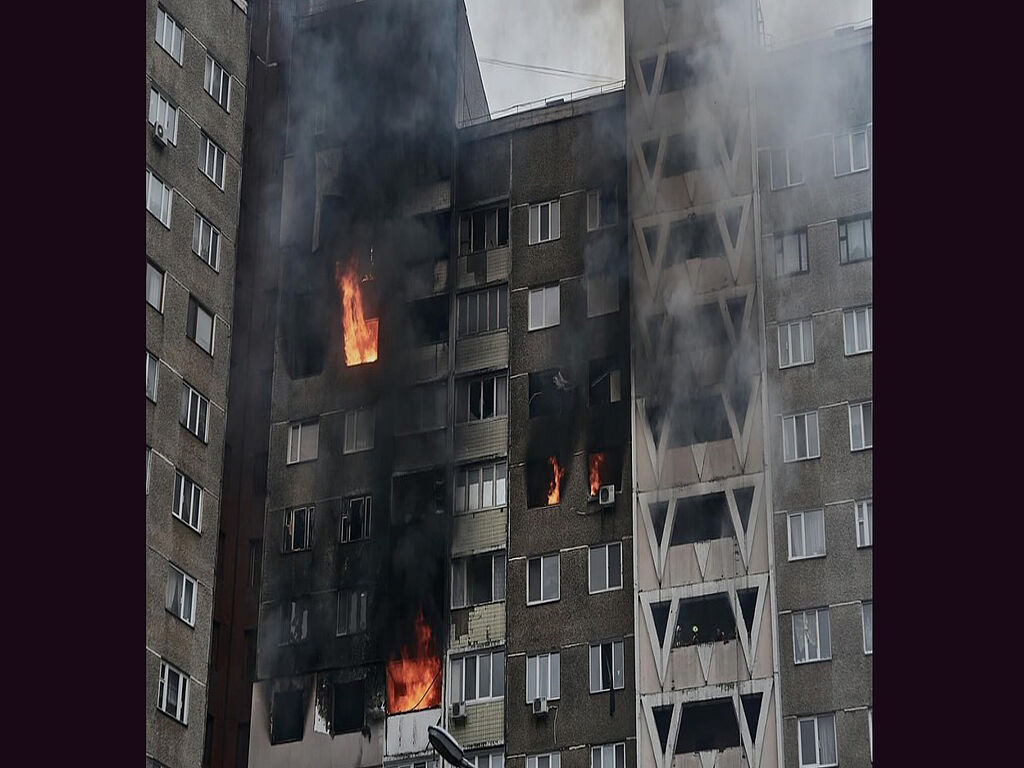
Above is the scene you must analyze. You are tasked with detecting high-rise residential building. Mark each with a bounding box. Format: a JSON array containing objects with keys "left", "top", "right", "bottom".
[{"left": 146, "top": 2, "right": 251, "bottom": 767}]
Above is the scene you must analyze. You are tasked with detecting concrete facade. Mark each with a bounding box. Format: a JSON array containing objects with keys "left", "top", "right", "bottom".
[{"left": 146, "top": 2, "right": 251, "bottom": 767}]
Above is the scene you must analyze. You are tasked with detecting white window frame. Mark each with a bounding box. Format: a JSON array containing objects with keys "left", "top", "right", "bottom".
[
  {"left": 343, "top": 408, "right": 374, "bottom": 453},
  {"left": 843, "top": 306, "right": 873, "bottom": 355},
  {"left": 526, "top": 553, "right": 560, "bottom": 605},
  {"left": 146, "top": 351, "right": 160, "bottom": 402},
  {"left": 187, "top": 296, "right": 216, "bottom": 355},
  {"left": 834, "top": 128, "right": 869, "bottom": 176},
  {"left": 148, "top": 87, "right": 179, "bottom": 145},
  {"left": 586, "top": 273, "right": 619, "bottom": 318},
  {"left": 454, "top": 460, "right": 508, "bottom": 514},
  {"left": 181, "top": 382, "right": 210, "bottom": 442},
  {"left": 157, "top": 660, "right": 189, "bottom": 724},
  {"left": 280, "top": 600, "right": 308, "bottom": 645},
  {"left": 526, "top": 754, "right": 561, "bottom": 768},
  {"left": 172, "top": 470, "right": 203, "bottom": 532},
  {"left": 778, "top": 318, "right": 814, "bottom": 368},
  {"left": 286, "top": 420, "right": 320, "bottom": 464},
  {"left": 775, "top": 229, "right": 808, "bottom": 276},
  {"left": 798, "top": 714, "right": 838, "bottom": 767},
  {"left": 528, "top": 200, "right": 560, "bottom": 244},
  {"left": 782, "top": 411, "right": 820, "bottom": 462},
  {"left": 586, "top": 188, "right": 618, "bottom": 231},
  {"left": 528, "top": 284, "right": 560, "bottom": 331},
  {"left": 588, "top": 639, "right": 625, "bottom": 693},
  {"left": 868, "top": 709, "right": 873, "bottom": 760},
  {"left": 787, "top": 508, "right": 826, "bottom": 560},
  {"left": 166, "top": 564, "right": 197, "bottom": 626},
  {"left": 849, "top": 401, "right": 873, "bottom": 451},
  {"left": 466, "top": 751, "right": 505, "bottom": 768},
  {"left": 336, "top": 588, "right": 368, "bottom": 636},
  {"left": 146, "top": 168, "right": 173, "bottom": 227},
  {"left": 590, "top": 743, "right": 625, "bottom": 768},
  {"left": 282, "top": 506, "right": 315, "bottom": 553},
  {"left": 770, "top": 145, "right": 804, "bottom": 189},
  {"left": 792, "top": 607, "right": 832, "bottom": 664},
  {"left": 839, "top": 215, "right": 872, "bottom": 264},
  {"left": 455, "top": 373, "right": 508, "bottom": 424},
  {"left": 199, "top": 132, "right": 226, "bottom": 189},
  {"left": 192, "top": 212, "right": 221, "bottom": 271},
  {"left": 155, "top": 6, "right": 184, "bottom": 65},
  {"left": 147, "top": 446, "right": 152, "bottom": 494},
  {"left": 588, "top": 542, "right": 623, "bottom": 594},
  {"left": 449, "top": 648, "right": 505, "bottom": 704},
  {"left": 146, "top": 261, "right": 165, "bottom": 312},
  {"left": 458, "top": 285, "right": 508, "bottom": 337},
  {"left": 862, "top": 601, "right": 873, "bottom": 654},
  {"left": 526, "top": 651, "right": 560, "bottom": 703},
  {"left": 855, "top": 499, "right": 873, "bottom": 547},
  {"left": 451, "top": 550, "right": 506, "bottom": 609},
  {"left": 204, "top": 54, "right": 232, "bottom": 111},
  {"left": 339, "top": 495, "right": 372, "bottom": 543}
]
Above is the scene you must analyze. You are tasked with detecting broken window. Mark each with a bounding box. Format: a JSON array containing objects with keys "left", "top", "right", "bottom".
[
  {"left": 410, "top": 295, "right": 449, "bottom": 345},
  {"left": 779, "top": 318, "right": 814, "bottom": 368},
  {"left": 591, "top": 743, "right": 625, "bottom": 768},
  {"left": 451, "top": 550, "right": 506, "bottom": 608},
  {"left": 793, "top": 608, "right": 831, "bottom": 663},
  {"left": 586, "top": 273, "right": 619, "bottom": 317},
  {"left": 336, "top": 589, "right": 368, "bottom": 636},
  {"left": 343, "top": 407, "right": 374, "bottom": 453},
  {"left": 588, "top": 639, "right": 624, "bottom": 692},
  {"left": 270, "top": 689, "right": 304, "bottom": 744},
  {"left": 455, "top": 372, "right": 507, "bottom": 423},
  {"left": 788, "top": 508, "right": 825, "bottom": 559},
  {"left": 172, "top": 470, "right": 203, "bottom": 532},
  {"left": 180, "top": 381, "right": 210, "bottom": 442},
  {"left": 783, "top": 411, "right": 820, "bottom": 462},
  {"left": 775, "top": 229, "right": 808, "bottom": 275},
  {"left": 843, "top": 306, "right": 872, "bottom": 354},
  {"left": 839, "top": 214, "right": 872, "bottom": 263},
  {"left": 770, "top": 145, "right": 804, "bottom": 189},
  {"left": 589, "top": 358, "right": 622, "bottom": 406},
  {"left": 340, "top": 495, "right": 371, "bottom": 543},
  {"left": 458, "top": 285, "right": 508, "bottom": 337},
  {"left": 280, "top": 601, "right": 308, "bottom": 645},
  {"left": 146, "top": 351, "right": 159, "bottom": 401},
  {"left": 391, "top": 468, "right": 446, "bottom": 522},
  {"left": 527, "top": 553, "right": 560, "bottom": 604},
  {"left": 661, "top": 49, "right": 699, "bottom": 93},
  {"left": 400, "top": 382, "right": 447, "bottom": 433},
  {"left": 798, "top": 713, "right": 837, "bottom": 767},
  {"left": 834, "top": 128, "right": 869, "bottom": 175},
  {"left": 861, "top": 602, "right": 873, "bottom": 654},
  {"left": 528, "top": 200, "right": 560, "bottom": 244},
  {"left": 589, "top": 543, "right": 622, "bottom": 593},
  {"left": 849, "top": 401, "right": 873, "bottom": 450},
  {"left": 675, "top": 699, "right": 740, "bottom": 753},
  {"left": 665, "top": 213, "right": 725, "bottom": 264},
  {"left": 450, "top": 648, "right": 505, "bottom": 703},
  {"left": 526, "top": 651, "right": 560, "bottom": 702},
  {"left": 670, "top": 492, "right": 731, "bottom": 546},
  {"left": 855, "top": 499, "right": 873, "bottom": 547},
  {"left": 287, "top": 420, "right": 319, "bottom": 464},
  {"left": 157, "top": 659, "right": 189, "bottom": 724},
  {"left": 454, "top": 460, "right": 507, "bottom": 513},
  {"left": 668, "top": 393, "right": 732, "bottom": 447},
  {"left": 528, "top": 284, "right": 560, "bottom": 330},
  {"left": 673, "top": 593, "right": 737, "bottom": 647},
  {"left": 282, "top": 506, "right": 314, "bottom": 553},
  {"left": 586, "top": 187, "right": 618, "bottom": 231},
  {"left": 332, "top": 679, "right": 365, "bottom": 734},
  {"left": 165, "top": 564, "right": 197, "bottom": 626},
  {"left": 528, "top": 368, "right": 572, "bottom": 418},
  {"left": 459, "top": 203, "right": 509, "bottom": 254}
]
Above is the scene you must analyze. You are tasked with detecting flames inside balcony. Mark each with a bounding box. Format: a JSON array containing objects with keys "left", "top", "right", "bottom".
[
  {"left": 587, "top": 448, "right": 622, "bottom": 500},
  {"left": 335, "top": 259, "right": 379, "bottom": 366},
  {"left": 386, "top": 608, "right": 441, "bottom": 715},
  {"left": 527, "top": 455, "right": 566, "bottom": 508}
]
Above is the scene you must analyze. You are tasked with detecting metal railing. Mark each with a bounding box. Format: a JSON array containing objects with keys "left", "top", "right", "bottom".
[{"left": 458, "top": 79, "right": 625, "bottom": 129}]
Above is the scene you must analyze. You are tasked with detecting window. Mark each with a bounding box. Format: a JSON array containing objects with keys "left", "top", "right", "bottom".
[
  {"left": 459, "top": 204, "right": 509, "bottom": 254},
  {"left": 204, "top": 55, "right": 231, "bottom": 111},
  {"left": 770, "top": 145, "right": 804, "bottom": 189},
  {"left": 589, "top": 543, "right": 623, "bottom": 593},
  {"left": 449, "top": 648, "right": 505, "bottom": 703},
  {"left": 788, "top": 509, "right": 825, "bottom": 560},
  {"left": 862, "top": 601, "right": 873, "bottom": 654},
  {"left": 526, "top": 651, "right": 560, "bottom": 703},
  {"left": 527, "top": 553, "right": 560, "bottom": 604},
  {"left": 451, "top": 551, "right": 506, "bottom": 608},
  {"left": 586, "top": 274, "right": 619, "bottom": 317},
  {"left": 587, "top": 188, "right": 618, "bottom": 230},
  {"left": 270, "top": 689, "right": 304, "bottom": 743},
  {"left": 526, "top": 755, "right": 560, "bottom": 768},
  {"left": 855, "top": 499, "right": 873, "bottom": 547},
  {"left": 455, "top": 460, "right": 508, "bottom": 513},
  {"left": 839, "top": 215, "right": 872, "bottom": 263},
  {"left": 775, "top": 229, "right": 808, "bottom": 275},
  {"left": 165, "top": 564, "right": 197, "bottom": 626},
  {"left": 146, "top": 351, "right": 159, "bottom": 402},
  {"left": 180, "top": 382, "right": 210, "bottom": 442},
  {"left": 199, "top": 132, "right": 226, "bottom": 188},
  {"left": 589, "top": 640, "right": 625, "bottom": 692},
  {"left": 455, "top": 373, "right": 507, "bottom": 423},
  {"left": 343, "top": 408, "right": 374, "bottom": 453},
  {"left": 332, "top": 679, "right": 365, "bottom": 734},
  {"left": 782, "top": 411, "right": 820, "bottom": 462},
  {"left": 340, "top": 495, "right": 371, "bottom": 543},
  {"left": 798, "top": 714, "right": 838, "bottom": 767},
  {"left": 157, "top": 660, "right": 189, "bottom": 723},
  {"left": 591, "top": 744, "right": 625, "bottom": 768},
  {"left": 843, "top": 306, "right": 873, "bottom": 354},
  {"left": 849, "top": 401, "right": 873, "bottom": 451},
  {"left": 467, "top": 752, "right": 505, "bottom": 768},
  {"left": 146, "top": 262, "right": 166, "bottom": 315},
  {"left": 172, "top": 470, "right": 203, "bottom": 532},
  {"left": 146, "top": 168, "right": 173, "bottom": 227},
  {"left": 589, "top": 358, "right": 622, "bottom": 405},
  {"left": 283, "top": 507, "right": 314, "bottom": 552},
  {"left": 868, "top": 709, "right": 873, "bottom": 761},
  {"left": 147, "top": 446, "right": 152, "bottom": 494},
  {"left": 280, "top": 600, "right": 308, "bottom": 644},
  {"left": 778, "top": 318, "right": 814, "bottom": 368},
  {"left": 337, "top": 589, "right": 368, "bottom": 635},
  {"left": 458, "top": 286, "right": 508, "bottom": 337},
  {"left": 192, "top": 213, "right": 221, "bottom": 270},
  {"left": 528, "top": 200, "right": 560, "bottom": 244},
  {"left": 793, "top": 608, "right": 832, "bottom": 663},
  {"left": 155, "top": 6, "right": 184, "bottom": 64},
  {"left": 834, "top": 128, "right": 869, "bottom": 176},
  {"left": 187, "top": 296, "right": 215, "bottom": 355},
  {"left": 402, "top": 383, "right": 447, "bottom": 433},
  {"left": 148, "top": 87, "right": 179, "bottom": 144},
  {"left": 287, "top": 420, "right": 319, "bottom": 464},
  {"left": 528, "top": 285, "right": 560, "bottom": 330}
]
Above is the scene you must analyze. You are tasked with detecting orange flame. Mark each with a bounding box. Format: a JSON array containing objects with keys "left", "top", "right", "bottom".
[
  {"left": 589, "top": 452, "right": 606, "bottom": 497},
  {"left": 335, "top": 260, "right": 378, "bottom": 366},
  {"left": 546, "top": 456, "right": 565, "bottom": 505},
  {"left": 386, "top": 608, "right": 441, "bottom": 714}
]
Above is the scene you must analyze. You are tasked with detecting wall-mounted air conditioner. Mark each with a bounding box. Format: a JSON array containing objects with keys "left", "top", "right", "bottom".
[
  {"left": 532, "top": 697, "right": 549, "bottom": 716},
  {"left": 451, "top": 701, "right": 467, "bottom": 721},
  {"left": 599, "top": 484, "right": 615, "bottom": 506},
  {"left": 152, "top": 122, "right": 167, "bottom": 147}
]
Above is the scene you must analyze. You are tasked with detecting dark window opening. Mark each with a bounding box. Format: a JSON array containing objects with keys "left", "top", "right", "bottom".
[
  {"left": 653, "top": 705, "right": 674, "bottom": 754},
  {"left": 248, "top": 539, "right": 262, "bottom": 588},
  {"left": 670, "top": 492, "right": 732, "bottom": 545},
  {"left": 642, "top": 139, "right": 659, "bottom": 176},
  {"left": 662, "top": 132, "right": 715, "bottom": 177},
  {"left": 649, "top": 501, "right": 669, "bottom": 548},
  {"left": 734, "top": 486, "right": 755, "bottom": 534},
  {"left": 643, "top": 225, "right": 659, "bottom": 259},
  {"left": 674, "top": 593, "right": 737, "bottom": 647},
  {"left": 270, "top": 689, "right": 304, "bottom": 744},
  {"left": 455, "top": 372, "right": 508, "bottom": 423},
  {"left": 668, "top": 394, "right": 732, "bottom": 447},
  {"left": 675, "top": 698, "right": 741, "bottom": 753},
  {"left": 665, "top": 214, "right": 725, "bottom": 265},
  {"left": 332, "top": 679, "right": 365, "bottom": 735},
  {"left": 459, "top": 204, "right": 509, "bottom": 255},
  {"left": 741, "top": 693, "right": 763, "bottom": 739},
  {"left": 392, "top": 468, "right": 446, "bottom": 524},
  {"left": 737, "top": 588, "right": 758, "bottom": 637},
  {"left": 244, "top": 629, "right": 257, "bottom": 681},
  {"left": 639, "top": 56, "right": 657, "bottom": 93},
  {"left": 526, "top": 457, "right": 565, "bottom": 509},
  {"left": 589, "top": 358, "right": 623, "bottom": 406},
  {"left": 410, "top": 295, "right": 449, "bottom": 345},
  {"left": 662, "top": 50, "right": 699, "bottom": 93},
  {"left": 529, "top": 369, "right": 572, "bottom": 418},
  {"left": 283, "top": 289, "right": 326, "bottom": 379},
  {"left": 651, "top": 601, "right": 672, "bottom": 647}
]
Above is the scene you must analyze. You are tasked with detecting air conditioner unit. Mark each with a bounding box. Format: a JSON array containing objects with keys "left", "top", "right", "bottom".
[
  {"left": 152, "top": 122, "right": 167, "bottom": 147},
  {"left": 598, "top": 484, "right": 615, "bottom": 506},
  {"left": 451, "top": 701, "right": 467, "bottom": 721},
  {"left": 532, "top": 697, "right": 549, "bottom": 716}
]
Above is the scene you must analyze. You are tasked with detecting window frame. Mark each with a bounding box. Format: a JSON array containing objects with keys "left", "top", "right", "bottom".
[
  {"left": 451, "top": 550, "right": 506, "bottom": 609},
  {"left": 454, "top": 460, "right": 508, "bottom": 514},
  {"left": 199, "top": 132, "right": 226, "bottom": 189},
  {"left": 186, "top": 295, "right": 216, "bottom": 356},
  {"left": 838, "top": 214, "right": 872, "bottom": 264},
  {"left": 157, "top": 659, "right": 190, "bottom": 724},
  {"left": 286, "top": 420, "right": 320, "bottom": 464},
  {"left": 588, "top": 639, "right": 625, "bottom": 693},
  {"left": 204, "top": 54, "right": 232, "bottom": 112},
  {"left": 180, "top": 382, "right": 210, "bottom": 443},
  {"left": 343, "top": 408, "right": 375, "bottom": 453},
  {"left": 782, "top": 411, "right": 820, "bottom": 462},
  {"left": 862, "top": 601, "right": 873, "bottom": 654},
  {"left": 148, "top": 86, "right": 179, "bottom": 145},
  {"left": 778, "top": 318, "right": 814, "bottom": 368},
  {"left": 528, "top": 200, "right": 561, "bottom": 244},
  {"left": 459, "top": 204, "right": 510, "bottom": 254},
  {"left": 849, "top": 401, "right": 873, "bottom": 451},
  {"left": 528, "top": 284, "right": 561, "bottom": 331},
  {"left": 455, "top": 372, "right": 508, "bottom": 424},
  {"left": 855, "top": 499, "right": 873, "bottom": 548},
  {"left": 526, "top": 754, "right": 561, "bottom": 768},
  {"left": 146, "top": 168, "right": 173, "bottom": 227},
  {"left": 525, "top": 650, "right": 561, "bottom": 703},
  {"left": 798, "top": 713, "right": 838, "bottom": 768},
  {"left": 146, "top": 350, "right": 160, "bottom": 402},
  {"left": 336, "top": 588, "right": 368, "bottom": 636},
  {"left": 457, "top": 285, "right": 508, "bottom": 338},
  {"left": 833, "top": 128, "right": 870, "bottom": 176},
  {"left": 787, "top": 508, "right": 826, "bottom": 561},
  {"left": 770, "top": 144, "right": 805, "bottom": 190},
  {"left": 282, "top": 506, "right": 315, "bottom": 553},
  {"left": 588, "top": 542, "right": 623, "bottom": 594},
  {"left": 166, "top": 563, "right": 198, "bottom": 626},
  {"left": 339, "top": 495, "right": 372, "bottom": 543},
  {"left": 172, "top": 469, "right": 203, "bottom": 532},
  {"left": 192, "top": 212, "right": 222, "bottom": 271},
  {"left": 843, "top": 306, "right": 873, "bottom": 355},
  {"left": 774, "top": 229, "right": 809, "bottom": 276},
  {"left": 586, "top": 187, "right": 618, "bottom": 231},
  {"left": 280, "top": 600, "right": 308, "bottom": 645},
  {"left": 590, "top": 743, "right": 626, "bottom": 768},
  {"left": 146, "top": 260, "right": 166, "bottom": 312},
  {"left": 155, "top": 6, "right": 184, "bottom": 65},
  {"left": 586, "top": 273, "right": 620, "bottom": 318},
  {"left": 526, "top": 552, "right": 560, "bottom": 605},
  {"left": 449, "top": 647, "right": 506, "bottom": 704},
  {"left": 792, "top": 607, "right": 832, "bottom": 664}
]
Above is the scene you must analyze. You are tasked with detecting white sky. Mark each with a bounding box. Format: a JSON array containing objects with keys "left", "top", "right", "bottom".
[{"left": 464, "top": 0, "right": 872, "bottom": 114}]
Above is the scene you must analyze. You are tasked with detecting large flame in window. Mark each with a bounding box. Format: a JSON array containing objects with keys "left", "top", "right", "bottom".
[
  {"left": 547, "top": 456, "right": 565, "bottom": 505},
  {"left": 589, "top": 452, "right": 606, "bottom": 497},
  {"left": 386, "top": 608, "right": 441, "bottom": 714},
  {"left": 335, "top": 260, "right": 378, "bottom": 366}
]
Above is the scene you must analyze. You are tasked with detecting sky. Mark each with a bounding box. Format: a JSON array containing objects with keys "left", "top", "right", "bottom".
[{"left": 463, "top": 0, "right": 872, "bottom": 114}]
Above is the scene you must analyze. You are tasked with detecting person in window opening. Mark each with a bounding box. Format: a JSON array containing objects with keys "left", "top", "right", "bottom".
[
  {"left": 715, "top": 627, "right": 728, "bottom": 645},
  {"left": 691, "top": 624, "right": 699, "bottom": 645}
]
